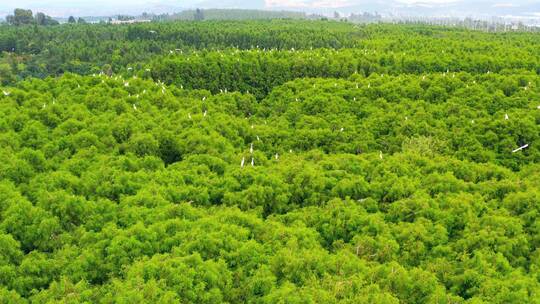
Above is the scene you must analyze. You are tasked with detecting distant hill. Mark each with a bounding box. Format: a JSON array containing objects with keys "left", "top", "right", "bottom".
[{"left": 163, "top": 9, "right": 306, "bottom": 21}]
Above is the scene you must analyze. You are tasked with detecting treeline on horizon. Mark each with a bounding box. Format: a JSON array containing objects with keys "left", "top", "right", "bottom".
[{"left": 0, "top": 17, "right": 540, "bottom": 303}]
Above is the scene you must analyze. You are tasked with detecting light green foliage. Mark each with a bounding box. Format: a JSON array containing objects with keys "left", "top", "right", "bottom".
[{"left": 0, "top": 20, "right": 539, "bottom": 303}]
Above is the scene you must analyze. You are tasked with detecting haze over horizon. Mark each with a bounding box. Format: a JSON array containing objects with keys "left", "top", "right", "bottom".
[{"left": 0, "top": 0, "right": 539, "bottom": 20}]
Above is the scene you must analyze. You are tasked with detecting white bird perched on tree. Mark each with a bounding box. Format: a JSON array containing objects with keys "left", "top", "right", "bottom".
[
  {"left": 145, "top": 68, "right": 151, "bottom": 72},
  {"left": 202, "top": 96, "right": 206, "bottom": 101},
  {"left": 132, "top": 104, "right": 137, "bottom": 110},
  {"left": 203, "top": 110, "right": 207, "bottom": 117},
  {"left": 241, "top": 157, "right": 245, "bottom": 168},
  {"left": 42, "top": 103, "right": 46, "bottom": 109},
  {"left": 505, "top": 113, "right": 509, "bottom": 120},
  {"left": 340, "top": 127, "right": 344, "bottom": 132},
  {"left": 379, "top": 151, "right": 383, "bottom": 159},
  {"left": 275, "top": 153, "right": 279, "bottom": 160},
  {"left": 537, "top": 105, "right": 540, "bottom": 109},
  {"left": 250, "top": 143, "right": 253, "bottom": 154},
  {"left": 127, "top": 67, "right": 133, "bottom": 71},
  {"left": 512, "top": 144, "right": 529, "bottom": 153},
  {"left": 256, "top": 135, "right": 260, "bottom": 141},
  {"left": 251, "top": 157, "right": 255, "bottom": 166},
  {"left": 124, "top": 82, "right": 129, "bottom": 87},
  {"left": 188, "top": 113, "right": 192, "bottom": 119},
  {"left": 2, "top": 90, "right": 10, "bottom": 96}
]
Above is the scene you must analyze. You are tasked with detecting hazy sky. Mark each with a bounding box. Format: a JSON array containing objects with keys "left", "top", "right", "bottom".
[{"left": 0, "top": 0, "right": 536, "bottom": 17}]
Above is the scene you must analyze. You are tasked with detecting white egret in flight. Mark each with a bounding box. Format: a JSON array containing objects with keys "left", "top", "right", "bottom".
[{"left": 512, "top": 144, "right": 529, "bottom": 153}]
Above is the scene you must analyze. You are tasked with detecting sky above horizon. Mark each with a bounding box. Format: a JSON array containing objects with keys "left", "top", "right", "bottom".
[{"left": 0, "top": 0, "right": 536, "bottom": 18}]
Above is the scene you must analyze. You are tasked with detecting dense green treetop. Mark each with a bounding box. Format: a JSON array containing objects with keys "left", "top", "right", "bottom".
[{"left": 0, "top": 73, "right": 539, "bottom": 302}]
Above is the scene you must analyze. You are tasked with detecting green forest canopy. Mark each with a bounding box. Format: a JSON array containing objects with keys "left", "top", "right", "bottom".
[{"left": 0, "top": 18, "right": 539, "bottom": 303}]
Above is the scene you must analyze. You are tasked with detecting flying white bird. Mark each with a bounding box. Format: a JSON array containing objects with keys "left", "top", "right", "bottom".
[
  {"left": 512, "top": 144, "right": 529, "bottom": 153},
  {"left": 2, "top": 90, "right": 10, "bottom": 96}
]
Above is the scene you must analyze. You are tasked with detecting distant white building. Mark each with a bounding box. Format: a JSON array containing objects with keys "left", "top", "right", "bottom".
[{"left": 110, "top": 19, "right": 151, "bottom": 25}]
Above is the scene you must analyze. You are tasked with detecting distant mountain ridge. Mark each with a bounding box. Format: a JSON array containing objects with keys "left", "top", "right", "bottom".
[{"left": 0, "top": 0, "right": 539, "bottom": 20}]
